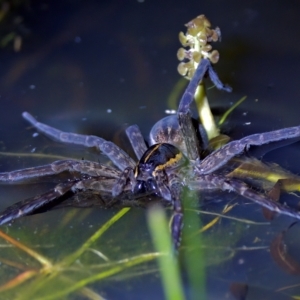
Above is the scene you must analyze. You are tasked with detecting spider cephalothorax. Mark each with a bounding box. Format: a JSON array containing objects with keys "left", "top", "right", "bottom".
[{"left": 133, "top": 143, "right": 187, "bottom": 199}]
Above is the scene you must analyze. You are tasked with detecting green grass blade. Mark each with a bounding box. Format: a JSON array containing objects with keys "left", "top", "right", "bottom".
[
  {"left": 182, "top": 191, "right": 206, "bottom": 299},
  {"left": 218, "top": 96, "right": 247, "bottom": 126},
  {"left": 36, "top": 253, "right": 160, "bottom": 300},
  {"left": 147, "top": 205, "right": 185, "bottom": 300},
  {"left": 63, "top": 208, "right": 131, "bottom": 266}
]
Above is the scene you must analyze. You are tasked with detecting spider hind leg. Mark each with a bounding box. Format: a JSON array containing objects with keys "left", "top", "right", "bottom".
[
  {"left": 0, "top": 181, "right": 75, "bottom": 225},
  {"left": 219, "top": 176, "right": 300, "bottom": 221}
]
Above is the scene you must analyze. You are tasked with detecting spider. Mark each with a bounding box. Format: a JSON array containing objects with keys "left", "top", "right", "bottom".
[{"left": 0, "top": 58, "right": 300, "bottom": 248}]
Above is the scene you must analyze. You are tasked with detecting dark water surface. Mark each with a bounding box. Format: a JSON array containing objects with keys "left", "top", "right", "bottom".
[{"left": 0, "top": 1, "right": 300, "bottom": 299}]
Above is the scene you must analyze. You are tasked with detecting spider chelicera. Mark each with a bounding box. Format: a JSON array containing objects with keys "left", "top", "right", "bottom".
[{"left": 1, "top": 58, "right": 300, "bottom": 248}]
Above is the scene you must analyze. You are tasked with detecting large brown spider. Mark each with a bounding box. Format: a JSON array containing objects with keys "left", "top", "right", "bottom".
[{"left": 0, "top": 58, "right": 300, "bottom": 248}]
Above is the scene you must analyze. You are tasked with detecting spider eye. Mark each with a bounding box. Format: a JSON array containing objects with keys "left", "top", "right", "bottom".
[{"left": 134, "top": 179, "right": 158, "bottom": 196}]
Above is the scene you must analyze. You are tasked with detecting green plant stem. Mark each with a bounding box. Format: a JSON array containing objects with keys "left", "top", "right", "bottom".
[{"left": 194, "top": 83, "right": 219, "bottom": 139}]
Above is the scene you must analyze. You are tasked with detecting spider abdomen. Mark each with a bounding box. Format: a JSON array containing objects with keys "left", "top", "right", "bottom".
[{"left": 149, "top": 116, "right": 186, "bottom": 152}]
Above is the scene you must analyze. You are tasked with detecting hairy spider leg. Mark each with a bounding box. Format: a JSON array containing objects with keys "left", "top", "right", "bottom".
[
  {"left": 207, "top": 64, "right": 232, "bottom": 93},
  {"left": 177, "top": 58, "right": 232, "bottom": 161},
  {"left": 177, "top": 58, "right": 232, "bottom": 115},
  {"left": 197, "top": 126, "right": 300, "bottom": 175},
  {"left": 0, "top": 181, "right": 75, "bottom": 225},
  {"left": 112, "top": 167, "right": 135, "bottom": 197},
  {"left": 190, "top": 173, "right": 300, "bottom": 222},
  {"left": 168, "top": 177, "right": 184, "bottom": 249},
  {"left": 0, "top": 160, "right": 121, "bottom": 183},
  {"left": 22, "top": 112, "right": 136, "bottom": 171},
  {"left": 139, "top": 59, "right": 232, "bottom": 244},
  {"left": 0, "top": 177, "right": 121, "bottom": 225},
  {"left": 178, "top": 112, "right": 200, "bottom": 161},
  {"left": 125, "top": 125, "right": 148, "bottom": 160},
  {"left": 109, "top": 125, "right": 148, "bottom": 197},
  {"left": 153, "top": 169, "right": 173, "bottom": 200}
]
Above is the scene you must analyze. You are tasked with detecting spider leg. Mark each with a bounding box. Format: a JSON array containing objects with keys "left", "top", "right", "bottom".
[
  {"left": 178, "top": 58, "right": 231, "bottom": 114},
  {"left": 224, "top": 177, "right": 300, "bottom": 221},
  {"left": 207, "top": 63, "right": 232, "bottom": 93},
  {"left": 72, "top": 177, "right": 126, "bottom": 193},
  {"left": 191, "top": 174, "right": 300, "bottom": 221},
  {"left": 0, "top": 181, "right": 75, "bottom": 225},
  {"left": 169, "top": 179, "right": 183, "bottom": 250},
  {"left": 197, "top": 126, "right": 300, "bottom": 175},
  {"left": 0, "top": 160, "right": 121, "bottom": 183},
  {"left": 177, "top": 59, "right": 231, "bottom": 161},
  {"left": 178, "top": 112, "right": 200, "bottom": 161},
  {"left": 155, "top": 169, "right": 172, "bottom": 200},
  {"left": 125, "top": 125, "right": 148, "bottom": 160},
  {"left": 112, "top": 167, "right": 135, "bottom": 197},
  {"left": 22, "top": 112, "right": 135, "bottom": 171},
  {"left": 0, "top": 176, "right": 126, "bottom": 225}
]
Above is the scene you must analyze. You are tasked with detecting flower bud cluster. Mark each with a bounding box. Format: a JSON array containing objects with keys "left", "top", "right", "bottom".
[{"left": 177, "top": 15, "right": 221, "bottom": 79}]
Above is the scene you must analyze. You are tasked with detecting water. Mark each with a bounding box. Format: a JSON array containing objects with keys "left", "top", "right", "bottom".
[{"left": 0, "top": 1, "right": 299, "bottom": 299}]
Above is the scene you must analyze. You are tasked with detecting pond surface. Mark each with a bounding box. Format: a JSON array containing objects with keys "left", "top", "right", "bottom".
[{"left": 0, "top": 1, "right": 300, "bottom": 299}]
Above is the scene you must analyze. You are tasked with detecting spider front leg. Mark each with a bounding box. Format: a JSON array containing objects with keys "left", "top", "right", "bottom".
[
  {"left": 197, "top": 126, "right": 300, "bottom": 175},
  {"left": 177, "top": 58, "right": 231, "bottom": 161},
  {"left": 178, "top": 58, "right": 232, "bottom": 115},
  {"left": 112, "top": 125, "right": 148, "bottom": 196},
  {"left": 22, "top": 112, "right": 136, "bottom": 171},
  {"left": 112, "top": 167, "right": 136, "bottom": 197},
  {"left": 125, "top": 125, "right": 147, "bottom": 160},
  {"left": 0, "top": 160, "right": 121, "bottom": 183},
  {"left": 178, "top": 111, "right": 200, "bottom": 161}
]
